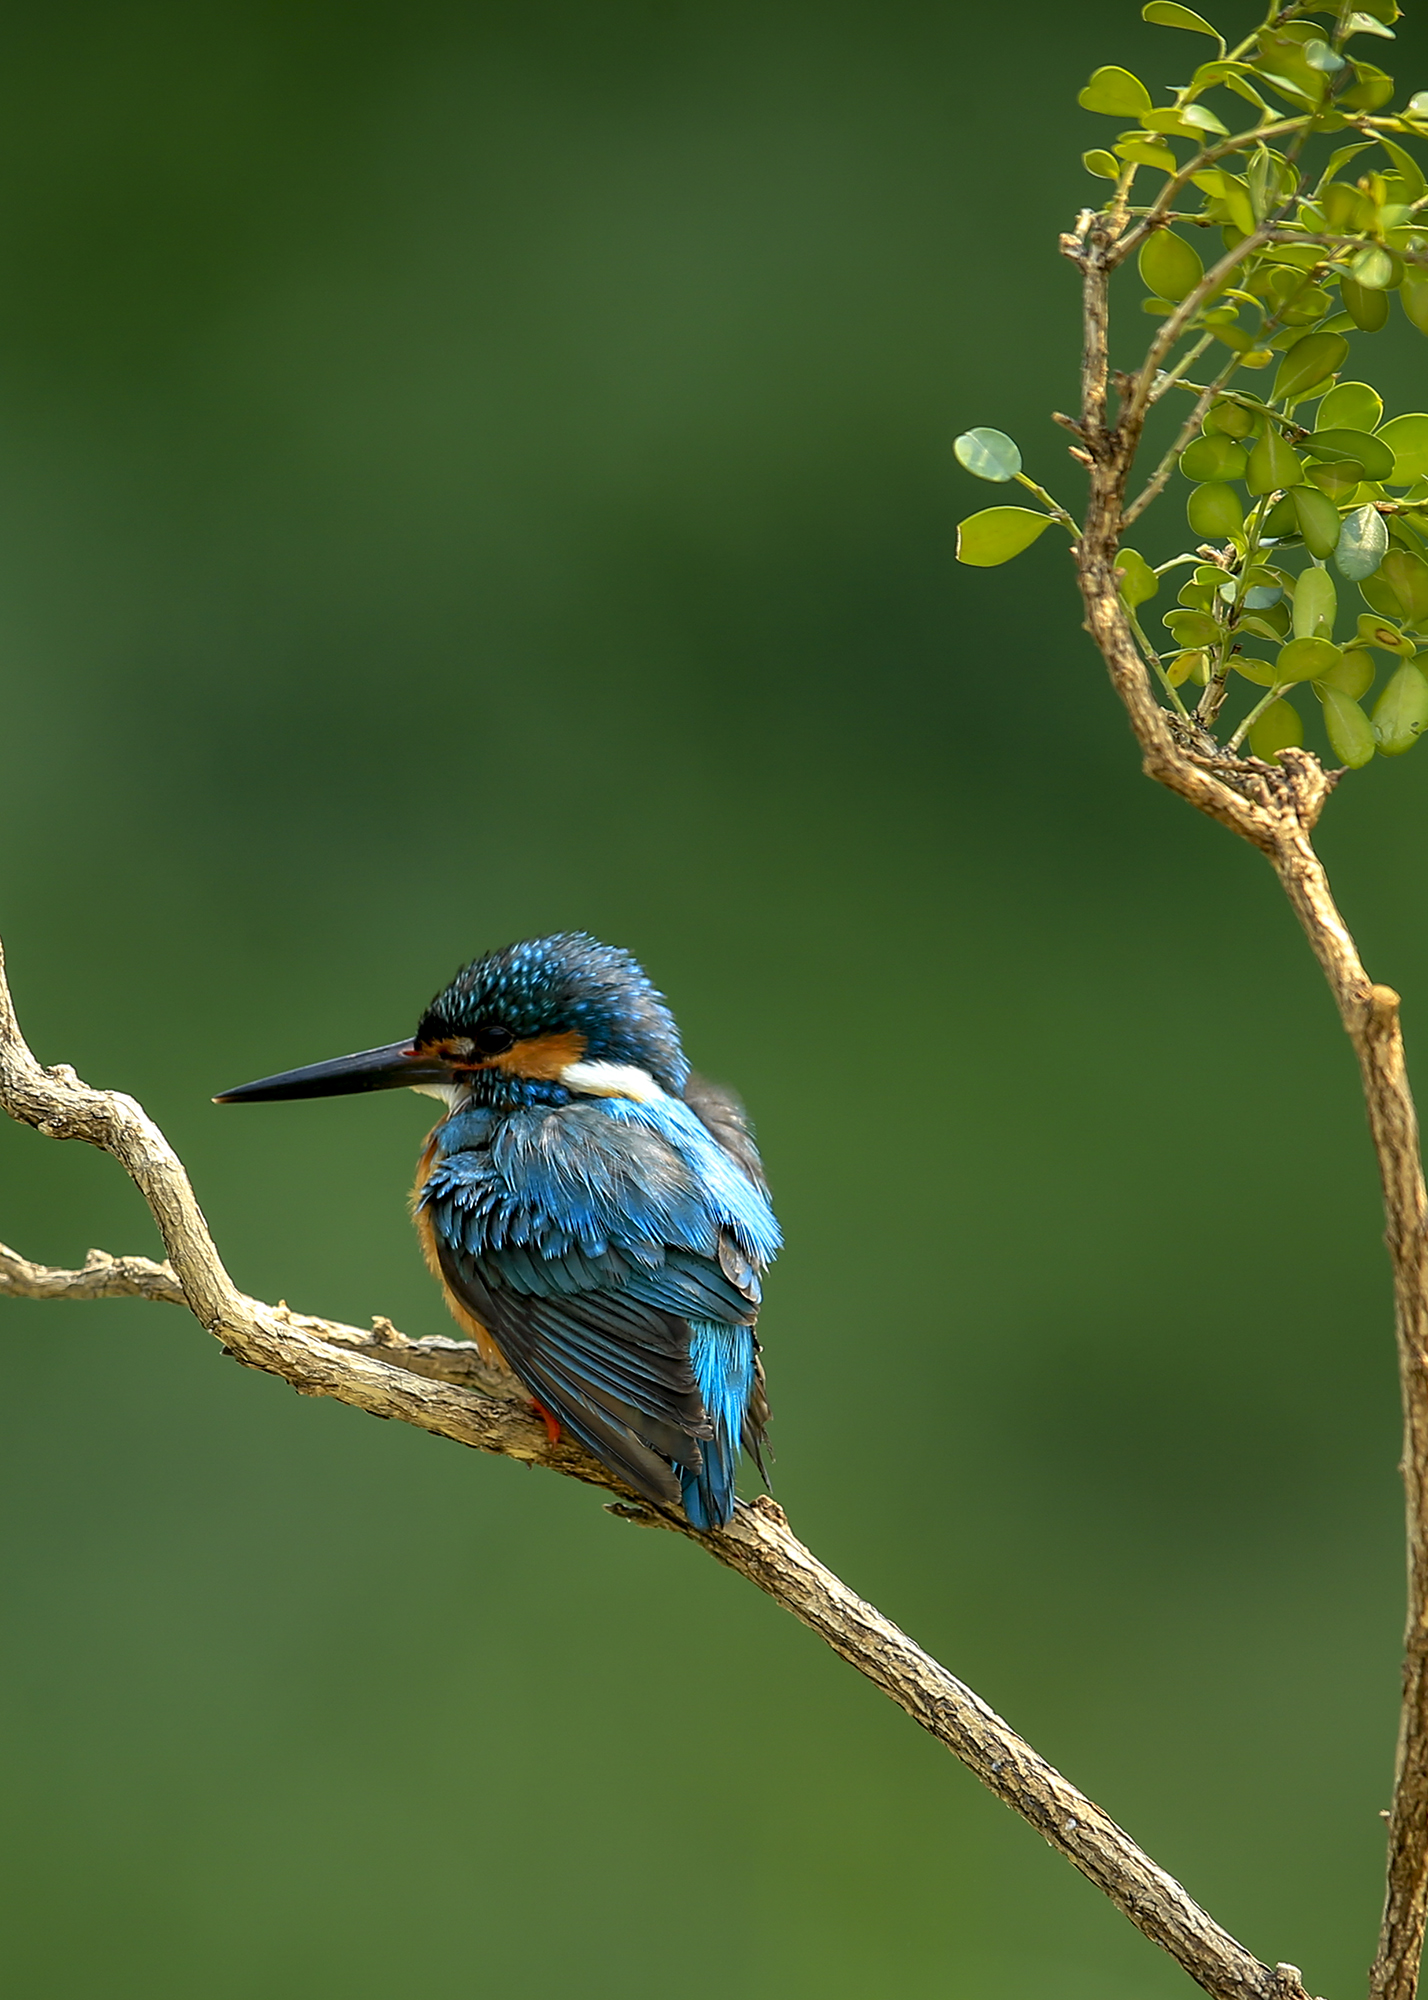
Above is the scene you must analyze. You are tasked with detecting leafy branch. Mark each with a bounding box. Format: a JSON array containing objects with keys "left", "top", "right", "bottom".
[{"left": 953, "top": 2, "right": 1428, "bottom": 1996}]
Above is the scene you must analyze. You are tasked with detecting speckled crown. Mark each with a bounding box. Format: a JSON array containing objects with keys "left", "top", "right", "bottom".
[{"left": 417, "top": 933, "right": 688, "bottom": 1093}]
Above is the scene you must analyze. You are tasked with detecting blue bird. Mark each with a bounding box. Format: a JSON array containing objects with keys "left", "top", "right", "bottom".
[{"left": 215, "top": 934, "right": 781, "bottom": 1527}]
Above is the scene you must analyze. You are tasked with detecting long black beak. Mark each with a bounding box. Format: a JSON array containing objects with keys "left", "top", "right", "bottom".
[{"left": 213, "top": 1039, "right": 451, "bottom": 1104}]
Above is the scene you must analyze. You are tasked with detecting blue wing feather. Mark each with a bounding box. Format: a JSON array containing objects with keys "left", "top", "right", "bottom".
[{"left": 419, "top": 1089, "right": 778, "bottom": 1519}]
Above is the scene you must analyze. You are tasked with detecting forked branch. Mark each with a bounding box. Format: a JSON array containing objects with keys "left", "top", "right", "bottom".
[
  {"left": 0, "top": 932, "right": 1315, "bottom": 2000},
  {"left": 1064, "top": 220, "right": 1428, "bottom": 2000}
]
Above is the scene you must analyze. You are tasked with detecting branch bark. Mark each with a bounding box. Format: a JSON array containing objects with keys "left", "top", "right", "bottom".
[
  {"left": 1065, "top": 219, "right": 1428, "bottom": 2000},
  {"left": 0, "top": 931, "right": 1316, "bottom": 2000}
]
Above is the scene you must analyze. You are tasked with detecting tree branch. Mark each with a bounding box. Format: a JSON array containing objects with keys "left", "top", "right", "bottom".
[
  {"left": 1068, "top": 239, "right": 1428, "bottom": 2000},
  {"left": 0, "top": 930, "right": 1316, "bottom": 2000},
  {"left": 0, "top": 1241, "right": 527, "bottom": 1394}
]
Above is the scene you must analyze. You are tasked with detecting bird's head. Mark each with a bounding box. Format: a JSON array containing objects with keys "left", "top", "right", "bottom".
[{"left": 214, "top": 932, "right": 689, "bottom": 1109}]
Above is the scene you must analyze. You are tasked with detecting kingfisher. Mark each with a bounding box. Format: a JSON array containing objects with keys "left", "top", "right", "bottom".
[{"left": 214, "top": 934, "right": 781, "bottom": 1528}]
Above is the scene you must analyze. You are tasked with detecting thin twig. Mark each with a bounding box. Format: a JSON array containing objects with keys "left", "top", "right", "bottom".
[
  {"left": 0, "top": 1242, "right": 525, "bottom": 1394},
  {"left": 0, "top": 932, "right": 1315, "bottom": 2000},
  {"left": 1124, "top": 224, "right": 1276, "bottom": 431},
  {"left": 1123, "top": 353, "right": 1246, "bottom": 531}
]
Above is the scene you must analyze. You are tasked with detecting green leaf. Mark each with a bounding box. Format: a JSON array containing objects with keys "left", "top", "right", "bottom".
[
  {"left": 1336, "top": 504, "right": 1389, "bottom": 580},
  {"left": 1344, "top": 10, "right": 1396, "bottom": 36},
  {"left": 1401, "top": 277, "right": 1428, "bottom": 336},
  {"left": 1205, "top": 397, "right": 1258, "bottom": 439},
  {"left": 1280, "top": 287, "right": 1333, "bottom": 329},
  {"left": 1356, "top": 611, "right": 1415, "bottom": 654},
  {"left": 1293, "top": 566, "right": 1337, "bottom": 639},
  {"left": 1180, "top": 434, "right": 1248, "bottom": 481},
  {"left": 1078, "top": 66, "right": 1154, "bottom": 116},
  {"left": 1191, "top": 59, "right": 1256, "bottom": 84},
  {"left": 1193, "top": 167, "right": 1256, "bottom": 235},
  {"left": 1277, "top": 635, "right": 1341, "bottom": 681},
  {"left": 1377, "top": 415, "right": 1428, "bottom": 484},
  {"left": 1376, "top": 135, "right": 1427, "bottom": 203},
  {"left": 1352, "top": 245, "right": 1398, "bottom": 291},
  {"left": 1254, "top": 70, "right": 1318, "bottom": 111},
  {"left": 1391, "top": 516, "right": 1428, "bottom": 552},
  {"left": 1307, "top": 458, "right": 1366, "bottom": 503},
  {"left": 1303, "top": 428, "right": 1398, "bottom": 483},
  {"left": 1253, "top": 31, "right": 1329, "bottom": 100},
  {"left": 1407, "top": 90, "right": 1428, "bottom": 118},
  {"left": 1117, "top": 137, "right": 1179, "bottom": 171},
  {"left": 955, "top": 507, "right": 1053, "bottom": 567},
  {"left": 1373, "top": 662, "right": 1428, "bottom": 751},
  {"left": 1138, "top": 231, "right": 1205, "bottom": 302},
  {"left": 1140, "top": 102, "right": 1228, "bottom": 137},
  {"left": 1083, "top": 148, "right": 1121, "bottom": 179},
  {"left": 1317, "top": 647, "right": 1375, "bottom": 696},
  {"left": 1341, "top": 275, "right": 1391, "bottom": 330},
  {"left": 1274, "top": 331, "right": 1350, "bottom": 405},
  {"left": 1321, "top": 685, "right": 1377, "bottom": 765},
  {"left": 1223, "top": 72, "right": 1273, "bottom": 112},
  {"left": 1262, "top": 493, "right": 1299, "bottom": 537},
  {"left": 1249, "top": 697, "right": 1304, "bottom": 761},
  {"left": 1316, "top": 381, "right": 1383, "bottom": 433},
  {"left": 1142, "top": 0, "right": 1221, "bottom": 36},
  {"left": 1165, "top": 609, "right": 1218, "bottom": 648},
  {"left": 1175, "top": 103, "right": 1231, "bottom": 134},
  {"left": 1186, "top": 481, "right": 1245, "bottom": 538},
  {"left": 1291, "top": 486, "right": 1344, "bottom": 558},
  {"left": 1378, "top": 548, "right": 1428, "bottom": 621},
  {"left": 1246, "top": 145, "right": 1275, "bottom": 223},
  {"left": 1241, "top": 569, "right": 1285, "bottom": 609},
  {"left": 1247, "top": 429, "right": 1303, "bottom": 496},
  {"left": 1322, "top": 181, "right": 1377, "bottom": 232},
  {"left": 1340, "top": 60, "right": 1394, "bottom": 111},
  {"left": 1114, "top": 548, "right": 1160, "bottom": 608},
  {"left": 1318, "top": 143, "right": 1374, "bottom": 188},
  {"left": 954, "top": 428, "right": 1023, "bottom": 482}
]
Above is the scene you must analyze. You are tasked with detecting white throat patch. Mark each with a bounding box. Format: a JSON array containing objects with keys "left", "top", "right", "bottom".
[{"left": 410, "top": 1081, "right": 468, "bottom": 1109}]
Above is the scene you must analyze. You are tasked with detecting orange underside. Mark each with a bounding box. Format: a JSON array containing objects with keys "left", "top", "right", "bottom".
[
  {"left": 411, "top": 1130, "right": 558, "bottom": 1445},
  {"left": 411, "top": 1132, "right": 510, "bottom": 1368}
]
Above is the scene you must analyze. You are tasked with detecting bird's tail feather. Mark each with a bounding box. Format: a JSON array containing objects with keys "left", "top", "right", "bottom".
[{"left": 680, "top": 1321, "right": 755, "bottom": 1529}]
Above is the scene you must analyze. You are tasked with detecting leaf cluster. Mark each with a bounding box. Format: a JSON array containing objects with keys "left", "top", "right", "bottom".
[{"left": 953, "top": 0, "right": 1428, "bottom": 769}]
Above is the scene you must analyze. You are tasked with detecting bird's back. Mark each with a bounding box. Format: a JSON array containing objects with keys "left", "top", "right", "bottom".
[{"left": 418, "top": 1077, "right": 779, "bottom": 1523}]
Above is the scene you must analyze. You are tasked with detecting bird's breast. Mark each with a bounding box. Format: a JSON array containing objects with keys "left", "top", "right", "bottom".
[{"left": 411, "top": 1128, "right": 512, "bottom": 1371}]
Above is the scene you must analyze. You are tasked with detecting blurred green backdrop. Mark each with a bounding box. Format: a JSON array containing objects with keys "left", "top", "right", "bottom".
[{"left": 4, "top": 3, "right": 1428, "bottom": 1994}]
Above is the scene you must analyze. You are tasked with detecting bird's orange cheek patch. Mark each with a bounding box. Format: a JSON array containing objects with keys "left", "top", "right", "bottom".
[{"left": 491, "top": 1028, "right": 587, "bottom": 1080}]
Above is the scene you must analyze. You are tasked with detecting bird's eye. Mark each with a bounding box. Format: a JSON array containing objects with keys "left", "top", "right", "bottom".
[{"left": 473, "top": 1023, "right": 516, "bottom": 1056}]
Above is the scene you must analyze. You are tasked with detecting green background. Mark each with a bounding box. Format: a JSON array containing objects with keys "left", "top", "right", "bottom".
[{"left": 3, "top": 3, "right": 1428, "bottom": 1993}]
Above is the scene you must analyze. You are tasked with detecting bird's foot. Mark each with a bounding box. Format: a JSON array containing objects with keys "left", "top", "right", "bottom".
[{"left": 531, "top": 1398, "right": 562, "bottom": 1448}]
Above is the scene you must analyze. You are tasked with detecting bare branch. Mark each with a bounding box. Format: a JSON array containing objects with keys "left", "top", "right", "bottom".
[
  {"left": 0, "top": 930, "right": 1316, "bottom": 2000},
  {"left": 0, "top": 1242, "right": 525, "bottom": 1394}
]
